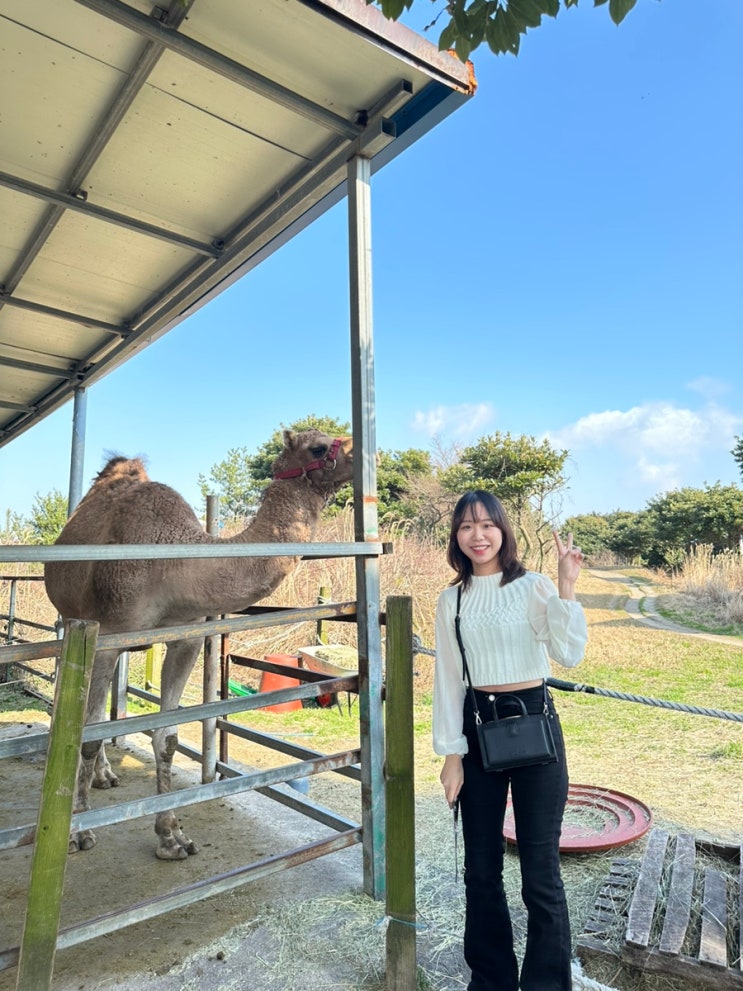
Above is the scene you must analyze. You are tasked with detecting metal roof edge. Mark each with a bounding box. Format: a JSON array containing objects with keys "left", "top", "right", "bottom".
[{"left": 301, "top": 0, "right": 476, "bottom": 94}]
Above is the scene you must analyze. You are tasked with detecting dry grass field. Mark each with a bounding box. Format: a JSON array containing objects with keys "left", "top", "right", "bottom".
[{"left": 1, "top": 516, "right": 741, "bottom": 990}]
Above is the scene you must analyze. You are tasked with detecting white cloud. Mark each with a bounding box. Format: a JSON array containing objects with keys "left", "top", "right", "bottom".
[
  {"left": 635, "top": 455, "right": 682, "bottom": 490},
  {"left": 686, "top": 376, "right": 731, "bottom": 400},
  {"left": 411, "top": 402, "right": 495, "bottom": 439},
  {"left": 548, "top": 401, "right": 741, "bottom": 460},
  {"left": 549, "top": 400, "right": 743, "bottom": 513}
]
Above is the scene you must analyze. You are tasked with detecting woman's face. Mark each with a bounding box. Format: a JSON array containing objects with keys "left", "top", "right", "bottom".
[{"left": 456, "top": 502, "right": 503, "bottom": 576}]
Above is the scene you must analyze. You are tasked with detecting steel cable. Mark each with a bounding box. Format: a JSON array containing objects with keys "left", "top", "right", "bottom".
[{"left": 412, "top": 638, "right": 743, "bottom": 723}]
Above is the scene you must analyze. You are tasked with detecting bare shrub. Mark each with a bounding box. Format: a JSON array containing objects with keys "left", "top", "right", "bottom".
[{"left": 671, "top": 544, "right": 743, "bottom": 626}]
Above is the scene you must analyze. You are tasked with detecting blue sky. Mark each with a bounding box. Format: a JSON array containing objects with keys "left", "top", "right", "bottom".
[{"left": 2, "top": 0, "right": 741, "bottom": 525}]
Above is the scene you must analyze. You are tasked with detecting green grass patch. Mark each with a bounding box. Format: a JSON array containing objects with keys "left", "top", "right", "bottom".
[
  {"left": 708, "top": 740, "right": 743, "bottom": 760},
  {"left": 656, "top": 601, "right": 743, "bottom": 637}
]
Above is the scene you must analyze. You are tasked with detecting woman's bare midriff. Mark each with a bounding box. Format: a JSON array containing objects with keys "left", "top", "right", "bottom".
[{"left": 474, "top": 678, "right": 544, "bottom": 692}]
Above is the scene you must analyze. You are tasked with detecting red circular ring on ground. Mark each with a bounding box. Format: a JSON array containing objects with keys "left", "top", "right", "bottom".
[{"left": 503, "top": 783, "right": 653, "bottom": 853}]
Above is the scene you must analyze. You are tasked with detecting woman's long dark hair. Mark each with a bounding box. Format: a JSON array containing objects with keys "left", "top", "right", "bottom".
[{"left": 446, "top": 490, "right": 526, "bottom": 590}]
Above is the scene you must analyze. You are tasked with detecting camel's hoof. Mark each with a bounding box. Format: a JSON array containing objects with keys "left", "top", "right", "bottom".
[
  {"left": 155, "top": 834, "right": 199, "bottom": 860},
  {"left": 155, "top": 810, "right": 198, "bottom": 860},
  {"left": 156, "top": 841, "right": 190, "bottom": 861},
  {"left": 92, "top": 771, "right": 119, "bottom": 790},
  {"left": 69, "top": 830, "right": 97, "bottom": 853}
]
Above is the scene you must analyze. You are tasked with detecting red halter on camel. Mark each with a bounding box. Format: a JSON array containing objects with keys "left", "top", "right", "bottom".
[{"left": 273, "top": 438, "right": 344, "bottom": 480}]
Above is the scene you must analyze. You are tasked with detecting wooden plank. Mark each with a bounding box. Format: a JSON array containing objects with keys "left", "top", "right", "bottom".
[
  {"left": 626, "top": 829, "right": 669, "bottom": 947},
  {"left": 698, "top": 867, "right": 728, "bottom": 968},
  {"left": 621, "top": 944, "right": 743, "bottom": 990},
  {"left": 739, "top": 848, "right": 743, "bottom": 973},
  {"left": 577, "top": 935, "right": 619, "bottom": 959},
  {"left": 659, "top": 832, "right": 695, "bottom": 956},
  {"left": 15, "top": 619, "right": 98, "bottom": 991},
  {"left": 384, "top": 596, "right": 417, "bottom": 991}
]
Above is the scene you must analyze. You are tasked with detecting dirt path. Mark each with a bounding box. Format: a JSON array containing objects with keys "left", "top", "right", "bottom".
[{"left": 588, "top": 568, "right": 743, "bottom": 648}]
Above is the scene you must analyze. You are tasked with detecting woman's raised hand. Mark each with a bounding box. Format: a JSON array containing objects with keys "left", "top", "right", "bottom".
[{"left": 552, "top": 530, "right": 583, "bottom": 593}]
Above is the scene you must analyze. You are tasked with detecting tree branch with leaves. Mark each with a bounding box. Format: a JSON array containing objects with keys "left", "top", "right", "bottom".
[{"left": 369, "top": 0, "right": 641, "bottom": 60}]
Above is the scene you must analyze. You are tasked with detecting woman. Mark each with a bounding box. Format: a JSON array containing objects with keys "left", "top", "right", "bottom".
[{"left": 434, "top": 490, "right": 588, "bottom": 991}]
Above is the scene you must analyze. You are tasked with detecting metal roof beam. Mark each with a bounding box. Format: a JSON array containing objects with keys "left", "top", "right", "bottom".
[
  {"left": 73, "top": 109, "right": 401, "bottom": 386},
  {"left": 0, "top": 293, "right": 128, "bottom": 337},
  {"left": 0, "top": 378, "right": 79, "bottom": 441},
  {"left": 26, "top": 86, "right": 407, "bottom": 401},
  {"left": 0, "top": 171, "right": 223, "bottom": 258},
  {"left": 0, "top": 356, "right": 74, "bottom": 379},
  {"left": 74, "top": 0, "right": 364, "bottom": 140},
  {"left": 0, "top": 1, "right": 195, "bottom": 305},
  {"left": 127, "top": 80, "right": 411, "bottom": 333}
]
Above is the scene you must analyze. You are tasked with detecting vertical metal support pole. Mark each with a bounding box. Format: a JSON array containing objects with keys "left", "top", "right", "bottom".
[
  {"left": 385, "top": 596, "right": 416, "bottom": 990},
  {"left": 202, "top": 495, "right": 220, "bottom": 782},
  {"left": 110, "top": 651, "right": 129, "bottom": 743},
  {"left": 67, "top": 387, "right": 87, "bottom": 514},
  {"left": 316, "top": 585, "right": 330, "bottom": 645},
  {"left": 57, "top": 385, "right": 88, "bottom": 689},
  {"left": 16, "top": 619, "right": 98, "bottom": 991},
  {"left": 8, "top": 578, "right": 18, "bottom": 644},
  {"left": 347, "top": 153, "right": 385, "bottom": 899},
  {"left": 1, "top": 579, "right": 17, "bottom": 679},
  {"left": 219, "top": 633, "right": 230, "bottom": 768}
]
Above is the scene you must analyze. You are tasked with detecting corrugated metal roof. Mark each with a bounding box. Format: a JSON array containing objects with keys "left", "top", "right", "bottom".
[{"left": 0, "top": 0, "right": 473, "bottom": 449}]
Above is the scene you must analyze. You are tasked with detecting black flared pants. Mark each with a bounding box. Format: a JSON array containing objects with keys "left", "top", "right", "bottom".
[{"left": 459, "top": 684, "right": 571, "bottom": 991}]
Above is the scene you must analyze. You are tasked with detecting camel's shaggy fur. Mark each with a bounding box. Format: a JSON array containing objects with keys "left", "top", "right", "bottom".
[{"left": 44, "top": 429, "right": 353, "bottom": 860}]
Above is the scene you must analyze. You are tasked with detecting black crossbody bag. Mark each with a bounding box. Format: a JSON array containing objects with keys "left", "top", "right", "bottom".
[{"left": 454, "top": 586, "right": 558, "bottom": 772}]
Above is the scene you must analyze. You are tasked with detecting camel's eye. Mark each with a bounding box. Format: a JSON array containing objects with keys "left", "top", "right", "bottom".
[{"left": 309, "top": 445, "right": 327, "bottom": 458}]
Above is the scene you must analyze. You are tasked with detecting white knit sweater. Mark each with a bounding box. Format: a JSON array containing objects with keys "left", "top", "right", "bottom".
[{"left": 433, "top": 571, "right": 588, "bottom": 756}]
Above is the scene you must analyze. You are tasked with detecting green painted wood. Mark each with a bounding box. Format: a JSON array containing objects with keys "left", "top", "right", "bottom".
[
  {"left": 384, "top": 596, "right": 416, "bottom": 991},
  {"left": 16, "top": 618, "right": 98, "bottom": 991}
]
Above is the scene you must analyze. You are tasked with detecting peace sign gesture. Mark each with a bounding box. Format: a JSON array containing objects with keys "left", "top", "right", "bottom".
[{"left": 552, "top": 530, "right": 583, "bottom": 597}]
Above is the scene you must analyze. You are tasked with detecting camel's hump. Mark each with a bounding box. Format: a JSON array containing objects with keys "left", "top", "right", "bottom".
[
  {"left": 95, "top": 456, "right": 150, "bottom": 486},
  {"left": 60, "top": 457, "right": 153, "bottom": 527}
]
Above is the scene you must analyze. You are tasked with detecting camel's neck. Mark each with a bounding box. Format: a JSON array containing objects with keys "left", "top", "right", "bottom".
[
  {"left": 233, "top": 478, "right": 326, "bottom": 545},
  {"left": 183, "top": 478, "right": 327, "bottom": 614}
]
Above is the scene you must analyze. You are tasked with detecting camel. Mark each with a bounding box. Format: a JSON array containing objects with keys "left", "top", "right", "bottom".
[{"left": 44, "top": 429, "right": 353, "bottom": 860}]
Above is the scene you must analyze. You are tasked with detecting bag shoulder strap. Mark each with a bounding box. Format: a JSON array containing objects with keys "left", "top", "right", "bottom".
[{"left": 454, "top": 585, "right": 482, "bottom": 722}]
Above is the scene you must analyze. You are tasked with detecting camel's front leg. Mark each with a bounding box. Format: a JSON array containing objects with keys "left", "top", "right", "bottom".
[
  {"left": 69, "top": 740, "right": 99, "bottom": 852},
  {"left": 92, "top": 742, "right": 119, "bottom": 789},
  {"left": 152, "top": 638, "right": 202, "bottom": 860}
]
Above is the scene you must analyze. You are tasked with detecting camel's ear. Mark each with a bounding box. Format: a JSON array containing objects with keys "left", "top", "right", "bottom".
[{"left": 282, "top": 429, "right": 295, "bottom": 448}]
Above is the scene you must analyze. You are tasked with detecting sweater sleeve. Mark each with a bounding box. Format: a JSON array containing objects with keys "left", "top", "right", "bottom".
[
  {"left": 527, "top": 574, "right": 588, "bottom": 668},
  {"left": 433, "top": 589, "right": 468, "bottom": 756}
]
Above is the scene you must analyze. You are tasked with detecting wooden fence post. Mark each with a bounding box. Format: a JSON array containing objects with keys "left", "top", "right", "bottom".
[
  {"left": 16, "top": 618, "right": 98, "bottom": 991},
  {"left": 384, "top": 595, "right": 417, "bottom": 990}
]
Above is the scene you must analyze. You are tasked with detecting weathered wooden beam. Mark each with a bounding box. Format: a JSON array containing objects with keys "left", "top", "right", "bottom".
[
  {"left": 621, "top": 944, "right": 743, "bottom": 990},
  {"left": 659, "top": 832, "right": 695, "bottom": 956},
  {"left": 698, "top": 867, "right": 728, "bottom": 968},
  {"left": 626, "top": 829, "right": 669, "bottom": 947}
]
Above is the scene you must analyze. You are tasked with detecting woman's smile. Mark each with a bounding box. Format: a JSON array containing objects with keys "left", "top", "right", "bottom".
[{"left": 456, "top": 503, "right": 503, "bottom": 575}]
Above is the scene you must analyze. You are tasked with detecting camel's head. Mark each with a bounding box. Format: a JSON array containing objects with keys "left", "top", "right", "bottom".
[{"left": 273, "top": 429, "right": 353, "bottom": 494}]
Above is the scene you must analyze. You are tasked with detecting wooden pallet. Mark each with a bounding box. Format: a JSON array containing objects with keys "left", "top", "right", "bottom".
[{"left": 577, "top": 828, "right": 743, "bottom": 990}]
